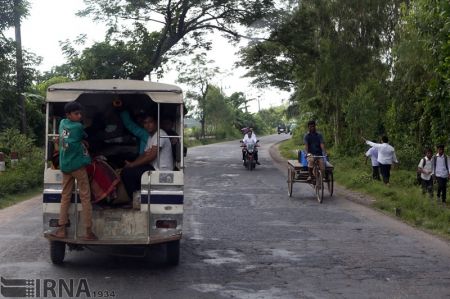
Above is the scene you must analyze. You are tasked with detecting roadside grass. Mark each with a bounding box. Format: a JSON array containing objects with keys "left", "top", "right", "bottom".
[
  {"left": 0, "top": 187, "right": 41, "bottom": 209},
  {"left": 279, "top": 139, "right": 450, "bottom": 239}
]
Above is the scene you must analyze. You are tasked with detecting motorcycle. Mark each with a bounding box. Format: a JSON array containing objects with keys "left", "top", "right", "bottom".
[{"left": 241, "top": 140, "right": 259, "bottom": 170}]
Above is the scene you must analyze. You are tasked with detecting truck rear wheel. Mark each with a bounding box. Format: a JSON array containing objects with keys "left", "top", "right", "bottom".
[
  {"left": 166, "top": 240, "right": 180, "bottom": 266},
  {"left": 50, "top": 241, "right": 66, "bottom": 265}
]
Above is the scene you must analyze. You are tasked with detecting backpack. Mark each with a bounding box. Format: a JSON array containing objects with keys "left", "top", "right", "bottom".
[
  {"left": 416, "top": 157, "right": 427, "bottom": 185},
  {"left": 432, "top": 154, "right": 449, "bottom": 177}
]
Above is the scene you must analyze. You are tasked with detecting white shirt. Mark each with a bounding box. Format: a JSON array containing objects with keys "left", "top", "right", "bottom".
[
  {"left": 243, "top": 133, "right": 257, "bottom": 145},
  {"left": 366, "top": 141, "right": 398, "bottom": 165},
  {"left": 433, "top": 154, "right": 450, "bottom": 178},
  {"left": 418, "top": 156, "right": 433, "bottom": 180},
  {"left": 365, "top": 147, "right": 379, "bottom": 166},
  {"left": 145, "top": 129, "right": 173, "bottom": 170}
]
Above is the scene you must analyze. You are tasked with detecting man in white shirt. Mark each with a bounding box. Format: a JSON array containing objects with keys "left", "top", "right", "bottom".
[
  {"left": 433, "top": 145, "right": 449, "bottom": 204},
  {"left": 418, "top": 148, "right": 433, "bottom": 198},
  {"left": 365, "top": 145, "right": 380, "bottom": 180},
  {"left": 242, "top": 128, "right": 260, "bottom": 165},
  {"left": 121, "top": 115, "right": 174, "bottom": 200},
  {"left": 365, "top": 136, "right": 398, "bottom": 185}
]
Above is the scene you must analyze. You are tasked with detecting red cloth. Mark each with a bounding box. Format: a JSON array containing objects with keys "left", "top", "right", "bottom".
[{"left": 86, "top": 159, "right": 120, "bottom": 203}]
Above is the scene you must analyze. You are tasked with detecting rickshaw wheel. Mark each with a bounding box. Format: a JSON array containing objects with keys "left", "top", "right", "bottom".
[
  {"left": 166, "top": 240, "right": 180, "bottom": 266},
  {"left": 327, "top": 171, "right": 334, "bottom": 197},
  {"left": 50, "top": 240, "right": 66, "bottom": 265},
  {"left": 315, "top": 169, "right": 324, "bottom": 204},
  {"left": 287, "top": 168, "right": 293, "bottom": 197}
]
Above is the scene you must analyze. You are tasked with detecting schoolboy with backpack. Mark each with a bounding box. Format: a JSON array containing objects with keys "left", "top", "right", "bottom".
[
  {"left": 432, "top": 145, "right": 450, "bottom": 205},
  {"left": 417, "top": 148, "right": 433, "bottom": 198},
  {"left": 417, "top": 148, "right": 433, "bottom": 199}
]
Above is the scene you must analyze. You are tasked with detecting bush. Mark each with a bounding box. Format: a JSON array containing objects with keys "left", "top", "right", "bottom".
[
  {"left": 395, "top": 143, "right": 419, "bottom": 171},
  {"left": 0, "top": 148, "right": 44, "bottom": 200}
]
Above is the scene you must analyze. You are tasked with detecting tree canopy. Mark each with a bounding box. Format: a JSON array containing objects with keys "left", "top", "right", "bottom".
[
  {"left": 238, "top": 0, "right": 449, "bottom": 168},
  {"left": 62, "top": 0, "right": 277, "bottom": 79}
]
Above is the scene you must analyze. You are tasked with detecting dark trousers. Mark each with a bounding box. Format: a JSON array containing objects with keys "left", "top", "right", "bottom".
[
  {"left": 436, "top": 177, "right": 448, "bottom": 202},
  {"left": 421, "top": 178, "right": 433, "bottom": 198},
  {"left": 121, "top": 164, "right": 153, "bottom": 199},
  {"left": 379, "top": 163, "right": 391, "bottom": 184},
  {"left": 372, "top": 166, "right": 380, "bottom": 180},
  {"left": 242, "top": 150, "right": 258, "bottom": 161}
]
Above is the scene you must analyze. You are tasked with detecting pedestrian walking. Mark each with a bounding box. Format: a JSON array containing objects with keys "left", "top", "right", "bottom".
[
  {"left": 364, "top": 136, "right": 398, "bottom": 185},
  {"left": 433, "top": 145, "right": 449, "bottom": 205},
  {"left": 365, "top": 144, "right": 380, "bottom": 180},
  {"left": 418, "top": 148, "right": 433, "bottom": 199}
]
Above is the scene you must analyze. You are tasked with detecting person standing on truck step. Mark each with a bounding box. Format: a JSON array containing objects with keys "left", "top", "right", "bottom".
[
  {"left": 121, "top": 114, "right": 174, "bottom": 200},
  {"left": 50, "top": 101, "right": 98, "bottom": 241}
]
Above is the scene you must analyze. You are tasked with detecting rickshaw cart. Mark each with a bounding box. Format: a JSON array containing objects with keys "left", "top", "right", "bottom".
[{"left": 287, "top": 156, "right": 334, "bottom": 203}]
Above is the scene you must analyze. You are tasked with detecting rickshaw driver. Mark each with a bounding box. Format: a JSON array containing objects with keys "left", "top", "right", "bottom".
[
  {"left": 304, "top": 120, "right": 326, "bottom": 181},
  {"left": 242, "top": 128, "right": 260, "bottom": 165},
  {"left": 121, "top": 114, "right": 174, "bottom": 200}
]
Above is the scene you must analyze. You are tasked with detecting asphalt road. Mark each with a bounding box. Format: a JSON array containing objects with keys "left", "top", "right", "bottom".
[{"left": 1, "top": 134, "right": 450, "bottom": 299}]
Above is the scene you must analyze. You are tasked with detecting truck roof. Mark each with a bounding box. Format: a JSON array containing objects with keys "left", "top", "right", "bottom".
[{"left": 46, "top": 79, "right": 183, "bottom": 104}]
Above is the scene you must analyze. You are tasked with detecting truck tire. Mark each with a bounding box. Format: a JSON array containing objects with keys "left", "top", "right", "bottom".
[
  {"left": 50, "top": 241, "right": 66, "bottom": 265},
  {"left": 166, "top": 240, "right": 180, "bottom": 266}
]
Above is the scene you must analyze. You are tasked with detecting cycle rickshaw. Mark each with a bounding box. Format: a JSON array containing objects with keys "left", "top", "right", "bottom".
[{"left": 287, "top": 152, "right": 334, "bottom": 203}]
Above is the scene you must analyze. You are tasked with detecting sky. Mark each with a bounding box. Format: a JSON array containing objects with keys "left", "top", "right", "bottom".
[{"left": 13, "top": 0, "right": 291, "bottom": 113}]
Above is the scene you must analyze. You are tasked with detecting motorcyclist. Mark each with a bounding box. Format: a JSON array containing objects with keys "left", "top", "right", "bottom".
[{"left": 242, "top": 128, "right": 260, "bottom": 165}]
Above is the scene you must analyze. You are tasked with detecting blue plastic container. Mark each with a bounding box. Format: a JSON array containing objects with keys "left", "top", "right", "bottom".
[{"left": 298, "top": 150, "right": 308, "bottom": 166}]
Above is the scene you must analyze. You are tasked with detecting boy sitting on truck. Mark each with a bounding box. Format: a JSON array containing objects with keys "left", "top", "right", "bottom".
[{"left": 121, "top": 114, "right": 174, "bottom": 200}]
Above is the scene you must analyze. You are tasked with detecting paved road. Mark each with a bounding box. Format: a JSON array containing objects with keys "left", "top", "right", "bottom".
[{"left": 1, "top": 134, "right": 450, "bottom": 299}]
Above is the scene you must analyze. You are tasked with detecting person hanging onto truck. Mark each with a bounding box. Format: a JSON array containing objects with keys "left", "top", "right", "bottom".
[
  {"left": 113, "top": 98, "right": 150, "bottom": 155},
  {"left": 121, "top": 114, "right": 174, "bottom": 200},
  {"left": 50, "top": 101, "right": 98, "bottom": 241}
]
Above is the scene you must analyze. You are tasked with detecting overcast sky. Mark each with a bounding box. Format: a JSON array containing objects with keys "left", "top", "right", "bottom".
[{"left": 13, "top": 0, "right": 290, "bottom": 113}]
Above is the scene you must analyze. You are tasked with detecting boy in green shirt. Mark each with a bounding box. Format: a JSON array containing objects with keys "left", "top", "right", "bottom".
[{"left": 50, "top": 101, "right": 97, "bottom": 241}]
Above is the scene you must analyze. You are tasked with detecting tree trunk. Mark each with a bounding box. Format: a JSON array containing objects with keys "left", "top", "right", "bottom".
[{"left": 14, "top": 0, "right": 26, "bottom": 134}]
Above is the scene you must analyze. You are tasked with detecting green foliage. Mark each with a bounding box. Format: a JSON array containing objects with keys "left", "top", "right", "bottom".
[
  {"left": 0, "top": 147, "right": 43, "bottom": 200},
  {"left": 0, "top": 128, "right": 34, "bottom": 158},
  {"left": 240, "top": 0, "right": 449, "bottom": 169},
  {"left": 63, "top": 0, "right": 276, "bottom": 79}
]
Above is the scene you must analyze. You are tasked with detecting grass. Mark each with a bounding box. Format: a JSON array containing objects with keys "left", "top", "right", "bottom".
[
  {"left": 0, "top": 186, "right": 42, "bottom": 209},
  {"left": 279, "top": 139, "right": 450, "bottom": 239}
]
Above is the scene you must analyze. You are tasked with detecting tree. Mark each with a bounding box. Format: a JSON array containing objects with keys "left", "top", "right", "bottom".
[
  {"left": 13, "top": 0, "right": 29, "bottom": 133},
  {"left": 69, "top": 0, "right": 276, "bottom": 79},
  {"left": 239, "top": 0, "right": 403, "bottom": 152},
  {"left": 177, "top": 53, "right": 219, "bottom": 138},
  {"left": 204, "top": 85, "right": 235, "bottom": 138},
  {"left": 0, "top": 0, "right": 32, "bottom": 133},
  {"left": 388, "top": 0, "right": 450, "bottom": 154}
]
